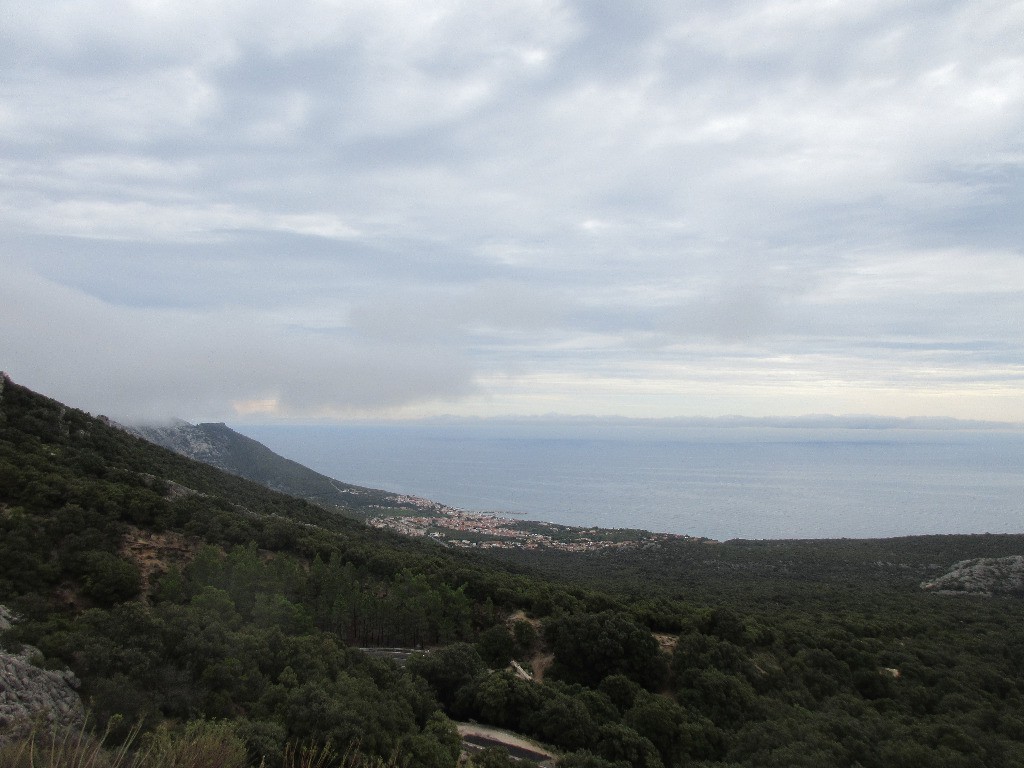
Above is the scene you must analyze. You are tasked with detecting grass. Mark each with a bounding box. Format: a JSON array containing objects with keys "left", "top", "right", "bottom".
[
  {"left": 0, "top": 720, "right": 406, "bottom": 768},
  {"left": 0, "top": 716, "right": 140, "bottom": 768}
]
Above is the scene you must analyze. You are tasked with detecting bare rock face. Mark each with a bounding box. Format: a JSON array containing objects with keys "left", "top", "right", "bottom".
[
  {"left": 920, "top": 555, "right": 1024, "bottom": 597},
  {"left": 127, "top": 419, "right": 226, "bottom": 464},
  {"left": 0, "top": 606, "right": 85, "bottom": 746}
]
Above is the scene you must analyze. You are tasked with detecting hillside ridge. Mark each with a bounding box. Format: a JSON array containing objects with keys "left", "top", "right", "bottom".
[{"left": 126, "top": 419, "right": 395, "bottom": 512}]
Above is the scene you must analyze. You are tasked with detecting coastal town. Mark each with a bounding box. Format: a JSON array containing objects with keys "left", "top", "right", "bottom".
[{"left": 365, "top": 494, "right": 695, "bottom": 551}]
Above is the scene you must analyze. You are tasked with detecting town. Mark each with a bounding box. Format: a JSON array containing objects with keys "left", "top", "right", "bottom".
[{"left": 365, "top": 496, "right": 695, "bottom": 551}]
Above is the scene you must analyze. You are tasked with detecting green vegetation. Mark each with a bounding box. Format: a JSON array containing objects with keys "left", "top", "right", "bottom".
[
  {"left": 2, "top": 374, "right": 1024, "bottom": 767},
  {"left": 129, "top": 420, "right": 433, "bottom": 518}
]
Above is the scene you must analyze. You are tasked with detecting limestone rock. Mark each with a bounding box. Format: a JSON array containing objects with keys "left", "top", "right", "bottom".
[
  {"left": 0, "top": 606, "right": 85, "bottom": 746},
  {"left": 920, "top": 555, "right": 1024, "bottom": 597}
]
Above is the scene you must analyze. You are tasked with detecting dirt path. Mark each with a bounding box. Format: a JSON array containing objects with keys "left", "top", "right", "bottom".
[{"left": 456, "top": 722, "right": 556, "bottom": 763}]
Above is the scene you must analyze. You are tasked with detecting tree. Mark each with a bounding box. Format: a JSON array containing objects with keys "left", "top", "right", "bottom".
[
  {"left": 468, "top": 746, "right": 531, "bottom": 767},
  {"left": 544, "top": 611, "right": 665, "bottom": 688},
  {"left": 477, "top": 624, "right": 517, "bottom": 667},
  {"left": 558, "top": 751, "right": 629, "bottom": 768},
  {"left": 512, "top": 619, "right": 538, "bottom": 658},
  {"left": 80, "top": 551, "right": 141, "bottom": 606},
  {"left": 624, "top": 694, "right": 686, "bottom": 765},
  {"left": 407, "top": 643, "right": 486, "bottom": 707},
  {"left": 535, "top": 693, "right": 595, "bottom": 752}
]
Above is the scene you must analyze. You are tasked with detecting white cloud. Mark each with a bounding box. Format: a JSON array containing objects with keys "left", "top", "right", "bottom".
[{"left": 2, "top": 0, "right": 1023, "bottom": 421}]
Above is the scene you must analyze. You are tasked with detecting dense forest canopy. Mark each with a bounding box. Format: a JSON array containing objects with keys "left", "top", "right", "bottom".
[{"left": 1, "top": 374, "right": 1023, "bottom": 767}]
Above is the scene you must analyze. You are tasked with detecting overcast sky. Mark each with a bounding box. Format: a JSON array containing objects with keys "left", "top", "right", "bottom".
[{"left": 2, "top": 0, "right": 1023, "bottom": 423}]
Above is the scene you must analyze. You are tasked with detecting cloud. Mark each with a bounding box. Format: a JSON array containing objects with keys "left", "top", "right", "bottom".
[
  {"left": 0, "top": 266, "right": 474, "bottom": 421},
  {"left": 1, "top": 0, "right": 1023, "bottom": 421}
]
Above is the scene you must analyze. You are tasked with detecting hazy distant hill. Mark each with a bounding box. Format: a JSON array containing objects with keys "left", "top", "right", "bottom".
[{"left": 128, "top": 419, "right": 407, "bottom": 516}]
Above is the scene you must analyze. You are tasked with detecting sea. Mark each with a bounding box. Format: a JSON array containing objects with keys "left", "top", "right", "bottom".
[{"left": 236, "top": 420, "right": 1024, "bottom": 542}]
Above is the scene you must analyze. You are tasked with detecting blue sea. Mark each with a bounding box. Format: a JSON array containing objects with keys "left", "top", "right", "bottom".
[{"left": 236, "top": 420, "right": 1024, "bottom": 541}]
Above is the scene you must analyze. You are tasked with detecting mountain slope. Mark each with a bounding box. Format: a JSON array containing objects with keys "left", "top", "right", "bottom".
[
  {"left": 0, "top": 373, "right": 549, "bottom": 765},
  {"left": 128, "top": 419, "right": 403, "bottom": 514}
]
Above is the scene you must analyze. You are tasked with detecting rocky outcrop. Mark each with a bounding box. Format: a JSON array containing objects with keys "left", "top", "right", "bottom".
[
  {"left": 127, "top": 419, "right": 228, "bottom": 466},
  {"left": 920, "top": 555, "right": 1024, "bottom": 596},
  {"left": 0, "top": 606, "right": 85, "bottom": 745}
]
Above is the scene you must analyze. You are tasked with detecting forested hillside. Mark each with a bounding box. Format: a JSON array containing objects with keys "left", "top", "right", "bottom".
[{"left": 2, "top": 374, "right": 1023, "bottom": 767}]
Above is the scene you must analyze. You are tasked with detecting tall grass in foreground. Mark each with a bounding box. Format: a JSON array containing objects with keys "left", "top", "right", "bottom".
[
  {"left": 0, "top": 717, "right": 141, "bottom": 768},
  {"left": 0, "top": 719, "right": 402, "bottom": 768}
]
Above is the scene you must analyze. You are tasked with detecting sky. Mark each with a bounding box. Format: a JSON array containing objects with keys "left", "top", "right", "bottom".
[{"left": 2, "top": 0, "right": 1024, "bottom": 424}]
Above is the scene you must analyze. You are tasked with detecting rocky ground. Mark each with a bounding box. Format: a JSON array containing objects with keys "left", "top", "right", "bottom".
[
  {"left": 0, "top": 606, "right": 84, "bottom": 746},
  {"left": 920, "top": 555, "right": 1024, "bottom": 596}
]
